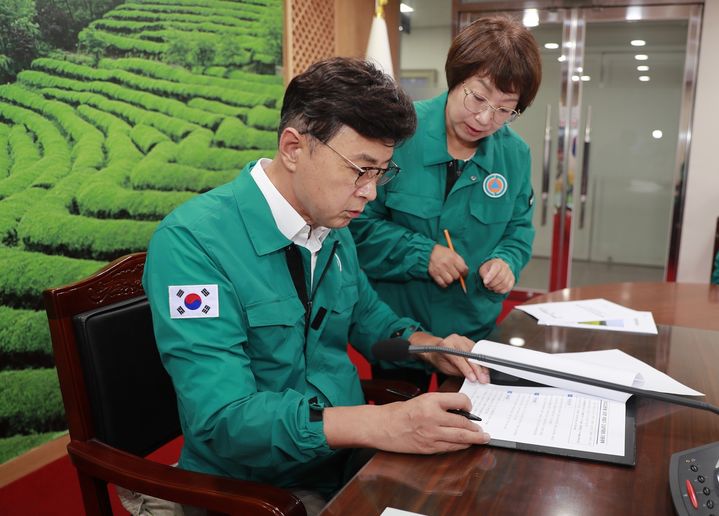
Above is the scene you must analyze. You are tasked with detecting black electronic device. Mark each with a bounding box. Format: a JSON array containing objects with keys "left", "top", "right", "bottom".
[{"left": 670, "top": 442, "right": 719, "bottom": 515}]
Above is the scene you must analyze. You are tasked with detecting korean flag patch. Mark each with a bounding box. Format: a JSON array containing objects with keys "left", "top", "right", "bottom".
[{"left": 168, "top": 285, "right": 219, "bottom": 319}]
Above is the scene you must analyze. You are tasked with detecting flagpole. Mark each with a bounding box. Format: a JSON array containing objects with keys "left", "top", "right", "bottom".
[{"left": 365, "top": 0, "right": 394, "bottom": 78}]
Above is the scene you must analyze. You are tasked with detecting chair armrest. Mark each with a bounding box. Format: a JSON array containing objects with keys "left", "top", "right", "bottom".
[
  {"left": 68, "top": 440, "right": 306, "bottom": 516},
  {"left": 360, "top": 378, "right": 421, "bottom": 404}
]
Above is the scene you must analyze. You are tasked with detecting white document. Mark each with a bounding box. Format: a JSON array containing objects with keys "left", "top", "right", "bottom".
[
  {"left": 459, "top": 382, "right": 627, "bottom": 457},
  {"left": 470, "top": 340, "right": 704, "bottom": 401},
  {"left": 538, "top": 311, "right": 658, "bottom": 335},
  {"left": 516, "top": 298, "right": 658, "bottom": 334},
  {"left": 472, "top": 340, "right": 636, "bottom": 402},
  {"left": 556, "top": 349, "right": 704, "bottom": 396},
  {"left": 516, "top": 298, "right": 638, "bottom": 322}
]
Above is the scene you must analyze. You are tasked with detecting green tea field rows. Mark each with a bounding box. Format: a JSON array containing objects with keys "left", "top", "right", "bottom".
[{"left": 0, "top": 0, "right": 282, "bottom": 463}]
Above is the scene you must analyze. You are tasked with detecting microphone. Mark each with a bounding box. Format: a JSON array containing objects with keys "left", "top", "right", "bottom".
[{"left": 372, "top": 338, "right": 719, "bottom": 415}]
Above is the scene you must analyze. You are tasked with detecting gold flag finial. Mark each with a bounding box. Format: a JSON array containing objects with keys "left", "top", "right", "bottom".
[{"left": 375, "top": 0, "right": 389, "bottom": 19}]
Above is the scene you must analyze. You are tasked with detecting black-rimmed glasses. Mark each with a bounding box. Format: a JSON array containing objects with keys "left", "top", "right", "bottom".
[
  {"left": 313, "top": 137, "right": 401, "bottom": 187},
  {"left": 462, "top": 84, "right": 520, "bottom": 125}
]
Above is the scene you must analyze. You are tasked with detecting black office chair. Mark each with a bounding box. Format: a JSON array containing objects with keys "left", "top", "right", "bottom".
[{"left": 44, "top": 252, "right": 419, "bottom": 516}]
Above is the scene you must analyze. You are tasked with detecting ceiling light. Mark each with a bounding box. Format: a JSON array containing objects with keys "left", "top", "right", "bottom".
[
  {"left": 581, "top": 75, "right": 591, "bottom": 81},
  {"left": 637, "top": 65, "right": 649, "bottom": 71},
  {"left": 523, "top": 9, "right": 539, "bottom": 27},
  {"left": 639, "top": 76, "right": 651, "bottom": 82},
  {"left": 544, "top": 42, "right": 559, "bottom": 50},
  {"left": 631, "top": 39, "right": 646, "bottom": 46},
  {"left": 400, "top": 3, "right": 414, "bottom": 13},
  {"left": 558, "top": 55, "right": 567, "bottom": 62},
  {"left": 635, "top": 54, "right": 649, "bottom": 61},
  {"left": 509, "top": 337, "right": 525, "bottom": 347},
  {"left": 652, "top": 130, "right": 663, "bottom": 139},
  {"left": 571, "top": 75, "right": 580, "bottom": 82},
  {"left": 626, "top": 7, "right": 643, "bottom": 20}
]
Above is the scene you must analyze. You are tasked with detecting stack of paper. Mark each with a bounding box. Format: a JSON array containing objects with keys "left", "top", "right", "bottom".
[{"left": 516, "top": 298, "right": 658, "bottom": 334}]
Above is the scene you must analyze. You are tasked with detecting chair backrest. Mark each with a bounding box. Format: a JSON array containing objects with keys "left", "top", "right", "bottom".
[{"left": 44, "top": 252, "right": 181, "bottom": 456}]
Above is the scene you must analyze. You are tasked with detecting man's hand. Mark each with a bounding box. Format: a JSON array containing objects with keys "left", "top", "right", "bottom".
[
  {"left": 409, "top": 332, "right": 489, "bottom": 383},
  {"left": 478, "top": 258, "right": 514, "bottom": 294},
  {"left": 324, "top": 393, "right": 490, "bottom": 453},
  {"left": 428, "top": 244, "right": 468, "bottom": 288}
]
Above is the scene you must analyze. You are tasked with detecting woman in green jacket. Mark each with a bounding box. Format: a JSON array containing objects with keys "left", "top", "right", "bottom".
[{"left": 350, "top": 16, "right": 542, "bottom": 365}]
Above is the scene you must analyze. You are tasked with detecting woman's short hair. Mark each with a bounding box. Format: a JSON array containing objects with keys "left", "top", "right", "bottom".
[
  {"left": 445, "top": 16, "right": 542, "bottom": 114},
  {"left": 279, "top": 57, "right": 417, "bottom": 145}
]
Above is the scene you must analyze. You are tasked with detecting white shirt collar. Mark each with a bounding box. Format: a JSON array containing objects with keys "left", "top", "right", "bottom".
[{"left": 249, "top": 159, "right": 330, "bottom": 254}]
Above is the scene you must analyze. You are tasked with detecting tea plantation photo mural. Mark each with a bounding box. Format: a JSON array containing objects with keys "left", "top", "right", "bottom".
[{"left": 0, "top": 0, "right": 283, "bottom": 463}]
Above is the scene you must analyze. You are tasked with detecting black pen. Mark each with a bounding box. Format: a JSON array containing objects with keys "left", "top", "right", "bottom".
[{"left": 385, "top": 387, "right": 482, "bottom": 422}]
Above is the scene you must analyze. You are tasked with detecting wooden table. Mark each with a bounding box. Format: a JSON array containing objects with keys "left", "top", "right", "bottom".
[{"left": 321, "top": 283, "right": 719, "bottom": 515}]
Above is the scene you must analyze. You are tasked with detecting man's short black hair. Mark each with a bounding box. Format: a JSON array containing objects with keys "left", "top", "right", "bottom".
[{"left": 279, "top": 57, "right": 417, "bottom": 145}]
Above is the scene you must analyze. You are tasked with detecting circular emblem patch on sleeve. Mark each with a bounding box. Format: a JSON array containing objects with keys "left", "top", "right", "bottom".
[{"left": 483, "top": 173, "right": 508, "bottom": 198}]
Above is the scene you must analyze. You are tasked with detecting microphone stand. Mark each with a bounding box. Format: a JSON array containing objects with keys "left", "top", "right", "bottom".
[{"left": 407, "top": 345, "right": 719, "bottom": 415}]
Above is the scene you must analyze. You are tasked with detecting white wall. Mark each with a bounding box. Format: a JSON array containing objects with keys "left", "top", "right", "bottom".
[
  {"left": 399, "top": 25, "right": 451, "bottom": 98},
  {"left": 677, "top": 0, "right": 719, "bottom": 283}
]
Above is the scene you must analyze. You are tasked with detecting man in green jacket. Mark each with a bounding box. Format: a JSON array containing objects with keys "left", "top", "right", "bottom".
[
  {"left": 350, "top": 16, "right": 541, "bottom": 351},
  {"left": 143, "top": 57, "right": 490, "bottom": 512}
]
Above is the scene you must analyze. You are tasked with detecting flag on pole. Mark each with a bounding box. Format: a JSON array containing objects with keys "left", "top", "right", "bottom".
[{"left": 366, "top": 0, "right": 394, "bottom": 78}]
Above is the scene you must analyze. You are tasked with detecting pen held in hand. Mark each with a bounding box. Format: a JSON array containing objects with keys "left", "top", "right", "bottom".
[
  {"left": 442, "top": 229, "right": 468, "bottom": 295},
  {"left": 447, "top": 408, "right": 482, "bottom": 422},
  {"left": 385, "top": 388, "right": 482, "bottom": 422}
]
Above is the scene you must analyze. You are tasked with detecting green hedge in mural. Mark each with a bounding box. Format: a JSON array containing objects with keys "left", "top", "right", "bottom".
[
  {"left": 130, "top": 142, "right": 239, "bottom": 193},
  {"left": 99, "top": 57, "right": 284, "bottom": 91},
  {"left": 214, "top": 117, "right": 276, "bottom": 150},
  {"left": 131, "top": 123, "right": 170, "bottom": 153},
  {"left": 0, "top": 308, "right": 52, "bottom": 370},
  {"left": 176, "top": 129, "right": 269, "bottom": 170},
  {"left": 0, "top": 127, "right": 40, "bottom": 200},
  {"left": 247, "top": 105, "right": 280, "bottom": 131},
  {"left": 41, "top": 88, "right": 197, "bottom": 140},
  {"left": 0, "top": 247, "right": 105, "bottom": 309},
  {"left": 19, "top": 68, "right": 223, "bottom": 129},
  {"left": 0, "top": 369, "right": 65, "bottom": 437},
  {"left": 188, "top": 97, "right": 249, "bottom": 118},
  {"left": 74, "top": 166, "right": 194, "bottom": 220},
  {"left": 19, "top": 204, "right": 158, "bottom": 261},
  {"left": 0, "top": 188, "right": 48, "bottom": 248},
  {"left": 0, "top": 0, "right": 282, "bottom": 465}
]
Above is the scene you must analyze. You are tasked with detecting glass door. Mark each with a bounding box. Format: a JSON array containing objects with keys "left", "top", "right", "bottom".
[{"left": 459, "top": 3, "right": 701, "bottom": 291}]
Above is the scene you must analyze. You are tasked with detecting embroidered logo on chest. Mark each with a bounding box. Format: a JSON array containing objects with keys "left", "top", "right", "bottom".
[{"left": 483, "top": 173, "right": 508, "bottom": 198}]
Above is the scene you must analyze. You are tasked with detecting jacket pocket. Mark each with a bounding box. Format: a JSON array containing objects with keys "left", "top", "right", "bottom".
[
  {"left": 469, "top": 199, "right": 513, "bottom": 224},
  {"left": 245, "top": 297, "right": 305, "bottom": 365},
  {"left": 246, "top": 296, "right": 304, "bottom": 327}
]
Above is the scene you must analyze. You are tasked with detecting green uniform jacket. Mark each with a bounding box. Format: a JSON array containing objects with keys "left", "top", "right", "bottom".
[
  {"left": 142, "top": 162, "right": 419, "bottom": 495},
  {"left": 350, "top": 92, "right": 535, "bottom": 342},
  {"left": 712, "top": 249, "right": 719, "bottom": 285}
]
